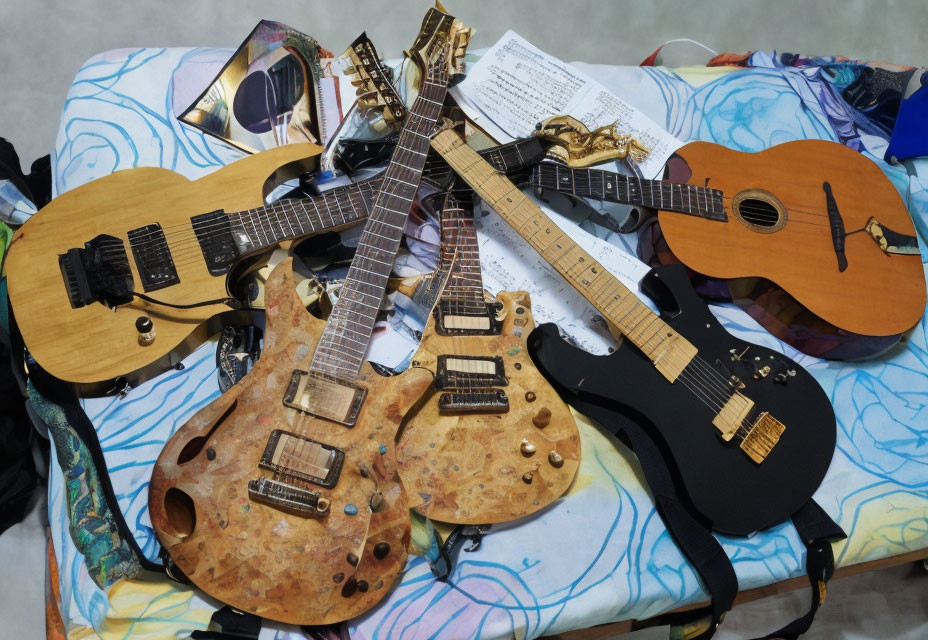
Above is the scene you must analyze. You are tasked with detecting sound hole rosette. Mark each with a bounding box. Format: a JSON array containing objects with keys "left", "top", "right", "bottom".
[{"left": 731, "top": 189, "right": 787, "bottom": 234}]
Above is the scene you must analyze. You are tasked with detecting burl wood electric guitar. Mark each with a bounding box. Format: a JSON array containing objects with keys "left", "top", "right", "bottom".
[
  {"left": 527, "top": 133, "right": 926, "bottom": 337},
  {"left": 435, "top": 130, "right": 836, "bottom": 535},
  {"left": 5, "top": 143, "right": 382, "bottom": 387},
  {"left": 149, "top": 10, "right": 471, "bottom": 624},
  {"left": 396, "top": 191, "right": 581, "bottom": 524}
]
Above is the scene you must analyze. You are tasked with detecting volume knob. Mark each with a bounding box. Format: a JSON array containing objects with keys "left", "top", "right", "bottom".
[
  {"left": 136, "top": 316, "right": 155, "bottom": 346},
  {"left": 532, "top": 408, "right": 552, "bottom": 428}
]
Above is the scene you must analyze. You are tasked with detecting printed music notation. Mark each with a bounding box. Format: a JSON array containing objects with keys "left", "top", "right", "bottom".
[
  {"left": 451, "top": 30, "right": 682, "bottom": 178},
  {"left": 473, "top": 193, "right": 656, "bottom": 356}
]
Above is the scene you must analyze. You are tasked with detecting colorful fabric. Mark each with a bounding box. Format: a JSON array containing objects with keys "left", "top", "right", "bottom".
[{"left": 42, "top": 46, "right": 928, "bottom": 640}]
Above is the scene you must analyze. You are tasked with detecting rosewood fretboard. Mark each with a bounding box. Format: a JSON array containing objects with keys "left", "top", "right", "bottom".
[
  {"left": 309, "top": 74, "right": 451, "bottom": 381},
  {"left": 228, "top": 179, "right": 382, "bottom": 255},
  {"left": 529, "top": 163, "right": 727, "bottom": 221}
]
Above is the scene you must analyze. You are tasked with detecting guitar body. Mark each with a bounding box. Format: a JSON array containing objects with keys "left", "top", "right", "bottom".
[
  {"left": 660, "top": 140, "right": 925, "bottom": 336},
  {"left": 149, "top": 260, "right": 433, "bottom": 624},
  {"left": 527, "top": 265, "right": 836, "bottom": 536},
  {"left": 6, "top": 144, "right": 322, "bottom": 387},
  {"left": 396, "top": 290, "right": 581, "bottom": 524}
]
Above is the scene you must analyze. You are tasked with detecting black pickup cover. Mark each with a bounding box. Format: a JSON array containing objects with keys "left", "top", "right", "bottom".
[
  {"left": 127, "top": 223, "right": 179, "bottom": 291},
  {"left": 191, "top": 210, "right": 237, "bottom": 276}
]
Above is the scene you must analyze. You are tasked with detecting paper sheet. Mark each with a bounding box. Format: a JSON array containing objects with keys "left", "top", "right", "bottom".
[
  {"left": 474, "top": 192, "right": 656, "bottom": 356},
  {"left": 451, "top": 31, "right": 682, "bottom": 178}
]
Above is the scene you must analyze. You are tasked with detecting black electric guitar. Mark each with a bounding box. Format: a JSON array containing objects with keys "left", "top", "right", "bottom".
[{"left": 434, "top": 129, "right": 837, "bottom": 535}]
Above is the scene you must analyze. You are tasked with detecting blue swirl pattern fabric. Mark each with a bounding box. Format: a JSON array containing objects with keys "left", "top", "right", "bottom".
[{"left": 44, "top": 47, "right": 928, "bottom": 639}]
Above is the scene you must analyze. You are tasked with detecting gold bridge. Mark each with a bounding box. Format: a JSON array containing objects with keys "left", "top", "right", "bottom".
[{"left": 740, "top": 413, "right": 786, "bottom": 463}]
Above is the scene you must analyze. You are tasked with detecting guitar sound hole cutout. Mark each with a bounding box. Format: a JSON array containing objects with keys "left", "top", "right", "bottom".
[
  {"left": 176, "top": 399, "right": 238, "bottom": 464},
  {"left": 163, "top": 487, "right": 196, "bottom": 538},
  {"left": 732, "top": 190, "right": 787, "bottom": 233}
]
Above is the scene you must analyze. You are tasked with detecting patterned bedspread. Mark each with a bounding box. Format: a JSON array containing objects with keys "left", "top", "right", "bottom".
[{"left": 38, "top": 46, "right": 928, "bottom": 639}]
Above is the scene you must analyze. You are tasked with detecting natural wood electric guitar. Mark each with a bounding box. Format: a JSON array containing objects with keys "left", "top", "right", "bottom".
[
  {"left": 5, "top": 144, "right": 381, "bottom": 387},
  {"left": 528, "top": 139, "right": 926, "bottom": 337},
  {"left": 149, "top": 10, "right": 470, "bottom": 624},
  {"left": 434, "top": 130, "right": 836, "bottom": 535},
  {"left": 396, "top": 192, "right": 580, "bottom": 524}
]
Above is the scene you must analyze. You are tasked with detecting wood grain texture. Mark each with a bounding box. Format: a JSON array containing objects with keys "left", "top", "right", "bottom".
[
  {"left": 396, "top": 290, "right": 581, "bottom": 524},
  {"left": 5, "top": 143, "right": 323, "bottom": 386},
  {"left": 149, "top": 259, "right": 433, "bottom": 625},
  {"left": 661, "top": 140, "right": 926, "bottom": 336}
]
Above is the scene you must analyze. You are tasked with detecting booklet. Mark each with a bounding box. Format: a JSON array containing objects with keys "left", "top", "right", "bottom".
[{"left": 451, "top": 30, "right": 682, "bottom": 178}]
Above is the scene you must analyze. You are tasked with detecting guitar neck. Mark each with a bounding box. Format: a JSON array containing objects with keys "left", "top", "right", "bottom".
[
  {"left": 439, "top": 192, "right": 485, "bottom": 308},
  {"left": 433, "top": 130, "right": 697, "bottom": 382},
  {"left": 309, "top": 75, "right": 450, "bottom": 381},
  {"left": 230, "top": 178, "right": 382, "bottom": 255},
  {"left": 529, "top": 163, "right": 727, "bottom": 221}
]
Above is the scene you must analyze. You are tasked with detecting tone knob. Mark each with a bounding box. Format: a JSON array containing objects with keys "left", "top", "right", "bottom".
[
  {"left": 136, "top": 316, "right": 155, "bottom": 346},
  {"left": 532, "top": 408, "right": 552, "bottom": 428}
]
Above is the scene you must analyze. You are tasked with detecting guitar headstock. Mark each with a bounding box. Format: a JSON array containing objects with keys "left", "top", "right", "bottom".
[
  {"left": 405, "top": 3, "right": 471, "bottom": 88},
  {"left": 535, "top": 115, "right": 651, "bottom": 168},
  {"left": 339, "top": 33, "right": 407, "bottom": 130}
]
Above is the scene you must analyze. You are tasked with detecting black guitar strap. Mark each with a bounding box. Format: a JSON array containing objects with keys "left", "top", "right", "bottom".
[{"left": 552, "top": 390, "right": 845, "bottom": 640}]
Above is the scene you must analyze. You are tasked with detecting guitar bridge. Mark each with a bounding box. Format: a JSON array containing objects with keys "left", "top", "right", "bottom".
[
  {"left": 438, "top": 389, "right": 509, "bottom": 413},
  {"left": 58, "top": 234, "right": 134, "bottom": 309},
  {"left": 740, "top": 412, "right": 785, "bottom": 464},
  {"left": 248, "top": 477, "right": 330, "bottom": 518}
]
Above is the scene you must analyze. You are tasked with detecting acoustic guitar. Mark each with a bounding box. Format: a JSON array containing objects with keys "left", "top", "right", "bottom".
[
  {"left": 527, "top": 133, "right": 926, "bottom": 337},
  {"left": 434, "top": 129, "right": 836, "bottom": 535},
  {"left": 396, "top": 191, "right": 581, "bottom": 524},
  {"left": 149, "top": 9, "right": 471, "bottom": 624}
]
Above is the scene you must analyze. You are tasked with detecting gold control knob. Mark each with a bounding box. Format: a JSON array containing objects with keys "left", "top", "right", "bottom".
[{"left": 548, "top": 451, "right": 564, "bottom": 468}]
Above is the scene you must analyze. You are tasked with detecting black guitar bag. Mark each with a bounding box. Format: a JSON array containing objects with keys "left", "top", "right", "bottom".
[{"left": 528, "top": 339, "right": 846, "bottom": 640}]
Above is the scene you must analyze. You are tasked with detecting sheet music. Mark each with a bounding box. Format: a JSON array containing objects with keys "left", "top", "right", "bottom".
[
  {"left": 452, "top": 30, "right": 682, "bottom": 178},
  {"left": 474, "top": 192, "right": 656, "bottom": 356}
]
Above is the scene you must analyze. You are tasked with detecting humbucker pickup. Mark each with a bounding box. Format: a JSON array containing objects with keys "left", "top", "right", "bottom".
[
  {"left": 191, "top": 210, "right": 238, "bottom": 276},
  {"left": 434, "top": 301, "right": 503, "bottom": 336},
  {"left": 127, "top": 223, "right": 180, "bottom": 291},
  {"left": 248, "top": 477, "right": 330, "bottom": 518},
  {"left": 438, "top": 390, "right": 510, "bottom": 413},
  {"left": 434, "top": 355, "right": 507, "bottom": 389},
  {"left": 283, "top": 370, "right": 367, "bottom": 427},
  {"left": 258, "top": 429, "right": 344, "bottom": 489}
]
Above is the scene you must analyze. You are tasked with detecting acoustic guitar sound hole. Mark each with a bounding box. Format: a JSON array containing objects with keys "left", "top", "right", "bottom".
[{"left": 732, "top": 190, "right": 787, "bottom": 233}]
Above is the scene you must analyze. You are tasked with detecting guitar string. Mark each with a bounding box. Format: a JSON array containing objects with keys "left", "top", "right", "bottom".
[
  {"left": 94, "top": 144, "right": 526, "bottom": 266},
  {"left": 291, "top": 65, "right": 451, "bottom": 446},
  {"left": 533, "top": 168, "right": 873, "bottom": 222},
  {"left": 91, "top": 192, "right": 372, "bottom": 265},
  {"left": 457, "top": 141, "right": 761, "bottom": 442}
]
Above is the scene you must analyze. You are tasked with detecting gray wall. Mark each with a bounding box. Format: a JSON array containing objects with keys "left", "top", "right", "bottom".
[{"left": 1, "top": 0, "right": 927, "bottom": 165}]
